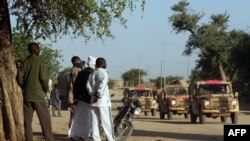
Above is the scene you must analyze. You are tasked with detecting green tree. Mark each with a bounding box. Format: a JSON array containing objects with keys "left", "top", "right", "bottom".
[
  {"left": 229, "top": 30, "right": 250, "bottom": 93},
  {"left": 13, "top": 30, "right": 32, "bottom": 60},
  {"left": 13, "top": 30, "right": 63, "bottom": 81},
  {"left": 0, "top": 0, "right": 145, "bottom": 140},
  {"left": 189, "top": 68, "right": 202, "bottom": 81},
  {"left": 122, "top": 68, "right": 147, "bottom": 87},
  {"left": 155, "top": 76, "right": 164, "bottom": 89},
  {"left": 169, "top": 0, "right": 232, "bottom": 81},
  {"left": 39, "top": 46, "right": 63, "bottom": 80}
]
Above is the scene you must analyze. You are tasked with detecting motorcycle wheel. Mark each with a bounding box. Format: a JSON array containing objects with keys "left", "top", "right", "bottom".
[{"left": 115, "top": 120, "right": 133, "bottom": 141}]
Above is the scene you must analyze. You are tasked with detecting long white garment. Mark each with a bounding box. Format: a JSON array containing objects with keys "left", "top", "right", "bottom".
[
  {"left": 86, "top": 68, "right": 111, "bottom": 107},
  {"left": 86, "top": 68, "right": 115, "bottom": 141},
  {"left": 91, "top": 106, "right": 114, "bottom": 141},
  {"left": 68, "top": 101, "right": 92, "bottom": 140}
]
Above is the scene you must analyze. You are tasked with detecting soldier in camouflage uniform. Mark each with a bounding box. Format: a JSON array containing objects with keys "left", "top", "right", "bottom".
[{"left": 68, "top": 56, "right": 82, "bottom": 128}]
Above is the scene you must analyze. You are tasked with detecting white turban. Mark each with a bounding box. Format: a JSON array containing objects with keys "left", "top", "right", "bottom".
[{"left": 87, "top": 56, "right": 97, "bottom": 69}]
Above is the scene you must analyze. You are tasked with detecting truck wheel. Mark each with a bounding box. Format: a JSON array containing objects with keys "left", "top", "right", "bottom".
[
  {"left": 199, "top": 114, "right": 206, "bottom": 124},
  {"left": 231, "top": 112, "right": 238, "bottom": 124},
  {"left": 190, "top": 113, "right": 197, "bottom": 123},
  {"left": 220, "top": 117, "right": 227, "bottom": 123},
  {"left": 151, "top": 109, "right": 156, "bottom": 116},
  {"left": 144, "top": 111, "right": 148, "bottom": 116},
  {"left": 160, "top": 112, "right": 165, "bottom": 119},
  {"left": 184, "top": 113, "right": 190, "bottom": 119},
  {"left": 167, "top": 111, "right": 173, "bottom": 120}
]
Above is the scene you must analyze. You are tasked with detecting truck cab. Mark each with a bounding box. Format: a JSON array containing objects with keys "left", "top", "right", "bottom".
[
  {"left": 189, "top": 80, "right": 239, "bottom": 124},
  {"left": 123, "top": 87, "right": 158, "bottom": 116},
  {"left": 158, "top": 80, "right": 190, "bottom": 120}
]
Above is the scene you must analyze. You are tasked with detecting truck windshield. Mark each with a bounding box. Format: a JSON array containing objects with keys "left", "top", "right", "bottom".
[
  {"left": 166, "top": 87, "right": 188, "bottom": 95},
  {"left": 130, "top": 90, "right": 151, "bottom": 97},
  {"left": 198, "top": 84, "right": 231, "bottom": 94}
]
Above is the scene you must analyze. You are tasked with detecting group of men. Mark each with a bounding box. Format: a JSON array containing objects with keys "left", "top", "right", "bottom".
[
  {"left": 68, "top": 55, "right": 115, "bottom": 141},
  {"left": 16, "top": 42, "right": 114, "bottom": 141}
]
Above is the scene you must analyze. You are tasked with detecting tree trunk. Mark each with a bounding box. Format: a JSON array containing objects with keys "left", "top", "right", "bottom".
[
  {"left": 219, "top": 61, "right": 227, "bottom": 81},
  {"left": 0, "top": 0, "right": 25, "bottom": 140}
]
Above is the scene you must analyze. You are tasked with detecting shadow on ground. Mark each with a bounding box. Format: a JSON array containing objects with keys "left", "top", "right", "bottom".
[
  {"left": 34, "top": 132, "right": 68, "bottom": 141},
  {"left": 34, "top": 130, "right": 223, "bottom": 141},
  {"left": 134, "top": 117, "right": 224, "bottom": 125},
  {"left": 239, "top": 100, "right": 250, "bottom": 115},
  {"left": 111, "top": 99, "right": 122, "bottom": 103},
  {"left": 132, "top": 129, "right": 223, "bottom": 141},
  {"left": 240, "top": 102, "right": 250, "bottom": 110}
]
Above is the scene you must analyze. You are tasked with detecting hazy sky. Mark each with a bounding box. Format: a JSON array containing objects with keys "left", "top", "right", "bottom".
[{"left": 48, "top": 0, "right": 250, "bottom": 80}]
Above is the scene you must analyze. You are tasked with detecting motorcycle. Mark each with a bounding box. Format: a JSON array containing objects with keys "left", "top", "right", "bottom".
[{"left": 101, "top": 92, "right": 142, "bottom": 141}]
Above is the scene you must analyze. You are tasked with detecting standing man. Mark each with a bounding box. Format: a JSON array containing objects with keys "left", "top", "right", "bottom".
[
  {"left": 87, "top": 57, "right": 115, "bottom": 141},
  {"left": 50, "top": 83, "right": 62, "bottom": 117},
  {"left": 16, "top": 42, "right": 54, "bottom": 141},
  {"left": 15, "top": 59, "right": 22, "bottom": 69},
  {"left": 69, "top": 56, "right": 97, "bottom": 141},
  {"left": 67, "top": 56, "right": 82, "bottom": 127}
]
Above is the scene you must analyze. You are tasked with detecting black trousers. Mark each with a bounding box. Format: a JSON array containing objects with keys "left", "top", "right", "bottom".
[{"left": 24, "top": 102, "right": 54, "bottom": 141}]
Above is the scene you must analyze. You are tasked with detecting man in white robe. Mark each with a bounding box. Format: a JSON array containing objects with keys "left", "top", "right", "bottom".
[
  {"left": 68, "top": 56, "right": 97, "bottom": 141},
  {"left": 87, "top": 57, "right": 115, "bottom": 141}
]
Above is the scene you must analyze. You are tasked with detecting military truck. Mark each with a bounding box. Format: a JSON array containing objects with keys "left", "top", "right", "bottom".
[
  {"left": 123, "top": 87, "right": 158, "bottom": 116},
  {"left": 158, "top": 80, "right": 190, "bottom": 120},
  {"left": 57, "top": 71, "right": 70, "bottom": 110},
  {"left": 188, "top": 80, "right": 239, "bottom": 124}
]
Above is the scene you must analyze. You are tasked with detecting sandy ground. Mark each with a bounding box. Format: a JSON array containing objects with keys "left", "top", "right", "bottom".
[
  {"left": 32, "top": 89, "right": 250, "bottom": 141},
  {"left": 32, "top": 89, "right": 125, "bottom": 141}
]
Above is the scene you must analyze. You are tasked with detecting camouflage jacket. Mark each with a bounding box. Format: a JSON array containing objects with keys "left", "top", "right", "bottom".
[{"left": 67, "top": 66, "right": 81, "bottom": 104}]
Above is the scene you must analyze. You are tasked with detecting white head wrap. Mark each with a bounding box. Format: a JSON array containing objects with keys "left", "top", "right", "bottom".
[{"left": 87, "top": 56, "right": 97, "bottom": 69}]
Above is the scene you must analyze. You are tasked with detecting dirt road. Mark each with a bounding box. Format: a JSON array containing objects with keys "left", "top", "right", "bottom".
[{"left": 33, "top": 89, "right": 250, "bottom": 141}]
